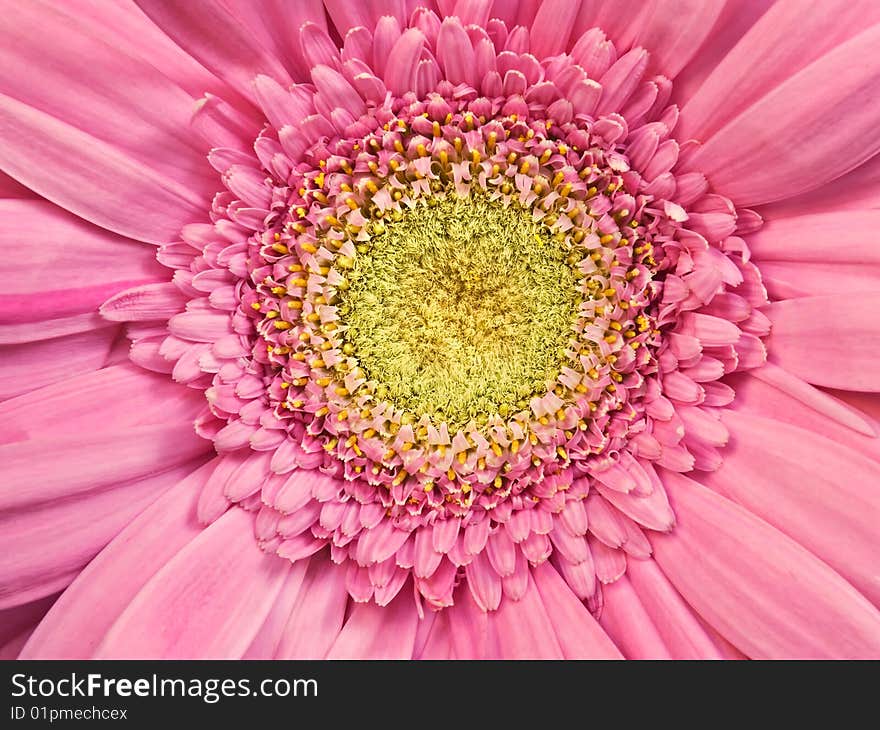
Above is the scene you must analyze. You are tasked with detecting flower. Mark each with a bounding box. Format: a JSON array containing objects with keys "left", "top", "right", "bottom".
[{"left": 1, "top": 0, "right": 880, "bottom": 660}]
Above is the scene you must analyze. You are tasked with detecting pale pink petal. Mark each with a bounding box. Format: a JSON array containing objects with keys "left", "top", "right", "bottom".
[
  {"left": 96, "top": 508, "right": 290, "bottom": 658},
  {"left": 653, "top": 471, "right": 880, "bottom": 659},
  {"left": 0, "top": 422, "right": 209, "bottom": 511},
  {"left": 134, "top": 0, "right": 293, "bottom": 102},
  {"left": 626, "top": 558, "right": 726, "bottom": 659},
  {"left": 0, "top": 94, "right": 210, "bottom": 244},
  {"left": 599, "top": 575, "right": 673, "bottom": 659},
  {"left": 326, "top": 582, "right": 419, "bottom": 659},
  {"left": 764, "top": 293, "right": 880, "bottom": 392},
  {"left": 0, "top": 327, "right": 118, "bottom": 401},
  {"left": 682, "top": 24, "right": 880, "bottom": 206},
  {"left": 678, "top": 0, "right": 880, "bottom": 142},
  {"left": 704, "top": 410, "right": 880, "bottom": 606},
  {"left": 20, "top": 461, "right": 216, "bottom": 658},
  {"left": 0, "top": 459, "right": 203, "bottom": 610},
  {"left": 274, "top": 554, "right": 348, "bottom": 659}
]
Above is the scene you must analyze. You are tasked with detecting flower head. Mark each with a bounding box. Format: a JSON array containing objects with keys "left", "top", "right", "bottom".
[{"left": 2, "top": 0, "right": 880, "bottom": 660}]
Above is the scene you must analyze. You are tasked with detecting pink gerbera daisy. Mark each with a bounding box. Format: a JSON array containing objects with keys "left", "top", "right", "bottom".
[{"left": 2, "top": 0, "right": 880, "bottom": 660}]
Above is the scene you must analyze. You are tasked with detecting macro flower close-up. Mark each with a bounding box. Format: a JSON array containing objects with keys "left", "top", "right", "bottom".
[{"left": 2, "top": 0, "right": 880, "bottom": 660}]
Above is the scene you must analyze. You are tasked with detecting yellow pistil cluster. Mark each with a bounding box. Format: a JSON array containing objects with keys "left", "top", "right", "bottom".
[{"left": 339, "top": 194, "right": 579, "bottom": 427}]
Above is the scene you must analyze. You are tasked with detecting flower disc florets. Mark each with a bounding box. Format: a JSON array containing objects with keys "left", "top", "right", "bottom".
[{"left": 140, "top": 13, "right": 769, "bottom": 609}]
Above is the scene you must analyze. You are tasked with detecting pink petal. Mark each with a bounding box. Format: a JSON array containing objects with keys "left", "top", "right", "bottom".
[
  {"left": 529, "top": 0, "right": 580, "bottom": 58},
  {"left": 599, "top": 575, "right": 673, "bottom": 659},
  {"left": 747, "top": 362, "right": 876, "bottom": 437},
  {"left": 0, "top": 168, "right": 34, "bottom": 198},
  {"left": 0, "top": 364, "right": 205, "bottom": 446},
  {"left": 678, "top": 0, "right": 880, "bottom": 142},
  {"left": 447, "top": 585, "right": 492, "bottom": 659},
  {"left": 326, "top": 582, "right": 419, "bottom": 659},
  {"left": 96, "top": 507, "right": 290, "bottom": 658},
  {"left": 683, "top": 24, "right": 880, "bottom": 206},
  {"left": 571, "top": 1, "right": 649, "bottom": 53},
  {"left": 0, "top": 93, "right": 209, "bottom": 244},
  {"left": 21, "top": 461, "right": 216, "bottom": 658},
  {"left": 0, "top": 2, "right": 216, "bottom": 188},
  {"left": 437, "top": 17, "right": 476, "bottom": 86},
  {"left": 274, "top": 554, "right": 349, "bottom": 658},
  {"left": 385, "top": 28, "right": 426, "bottom": 95},
  {"left": 242, "top": 559, "right": 310, "bottom": 659},
  {"left": 215, "top": 0, "right": 328, "bottom": 82},
  {"left": 100, "top": 283, "right": 188, "bottom": 322},
  {"left": 134, "top": 0, "right": 293, "bottom": 102},
  {"left": 0, "top": 594, "right": 57, "bottom": 659},
  {"left": 672, "top": 0, "right": 774, "bottom": 107},
  {"left": 488, "top": 572, "right": 565, "bottom": 659},
  {"left": 0, "top": 327, "right": 118, "bottom": 401},
  {"left": 653, "top": 470, "right": 880, "bottom": 659},
  {"left": 0, "top": 459, "right": 202, "bottom": 610},
  {"left": 0, "top": 200, "right": 164, "bottom": 323},
  {"left": 633, "top": 0, "right": 727, "bottom": 79},
  {"left": 531, "top": 562, "right": 623, "bottom": 659},
  {"left": 626, "top": 558, "right": 726, "bottom": 659},
  {"left": 0, "top": 422, "right": 208, "bottom": 511},
  {"left": 758, "top": 145, "right": 880, "bottom": 219},
  {"left": 764, "top": 293, "right": 880, "bottom": 392},
  {"left": 748, "top": 211, "right": 880, "bottom": 265},
  {"left": 704, "top": 409, "right": 880, "bottom": 606}
]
